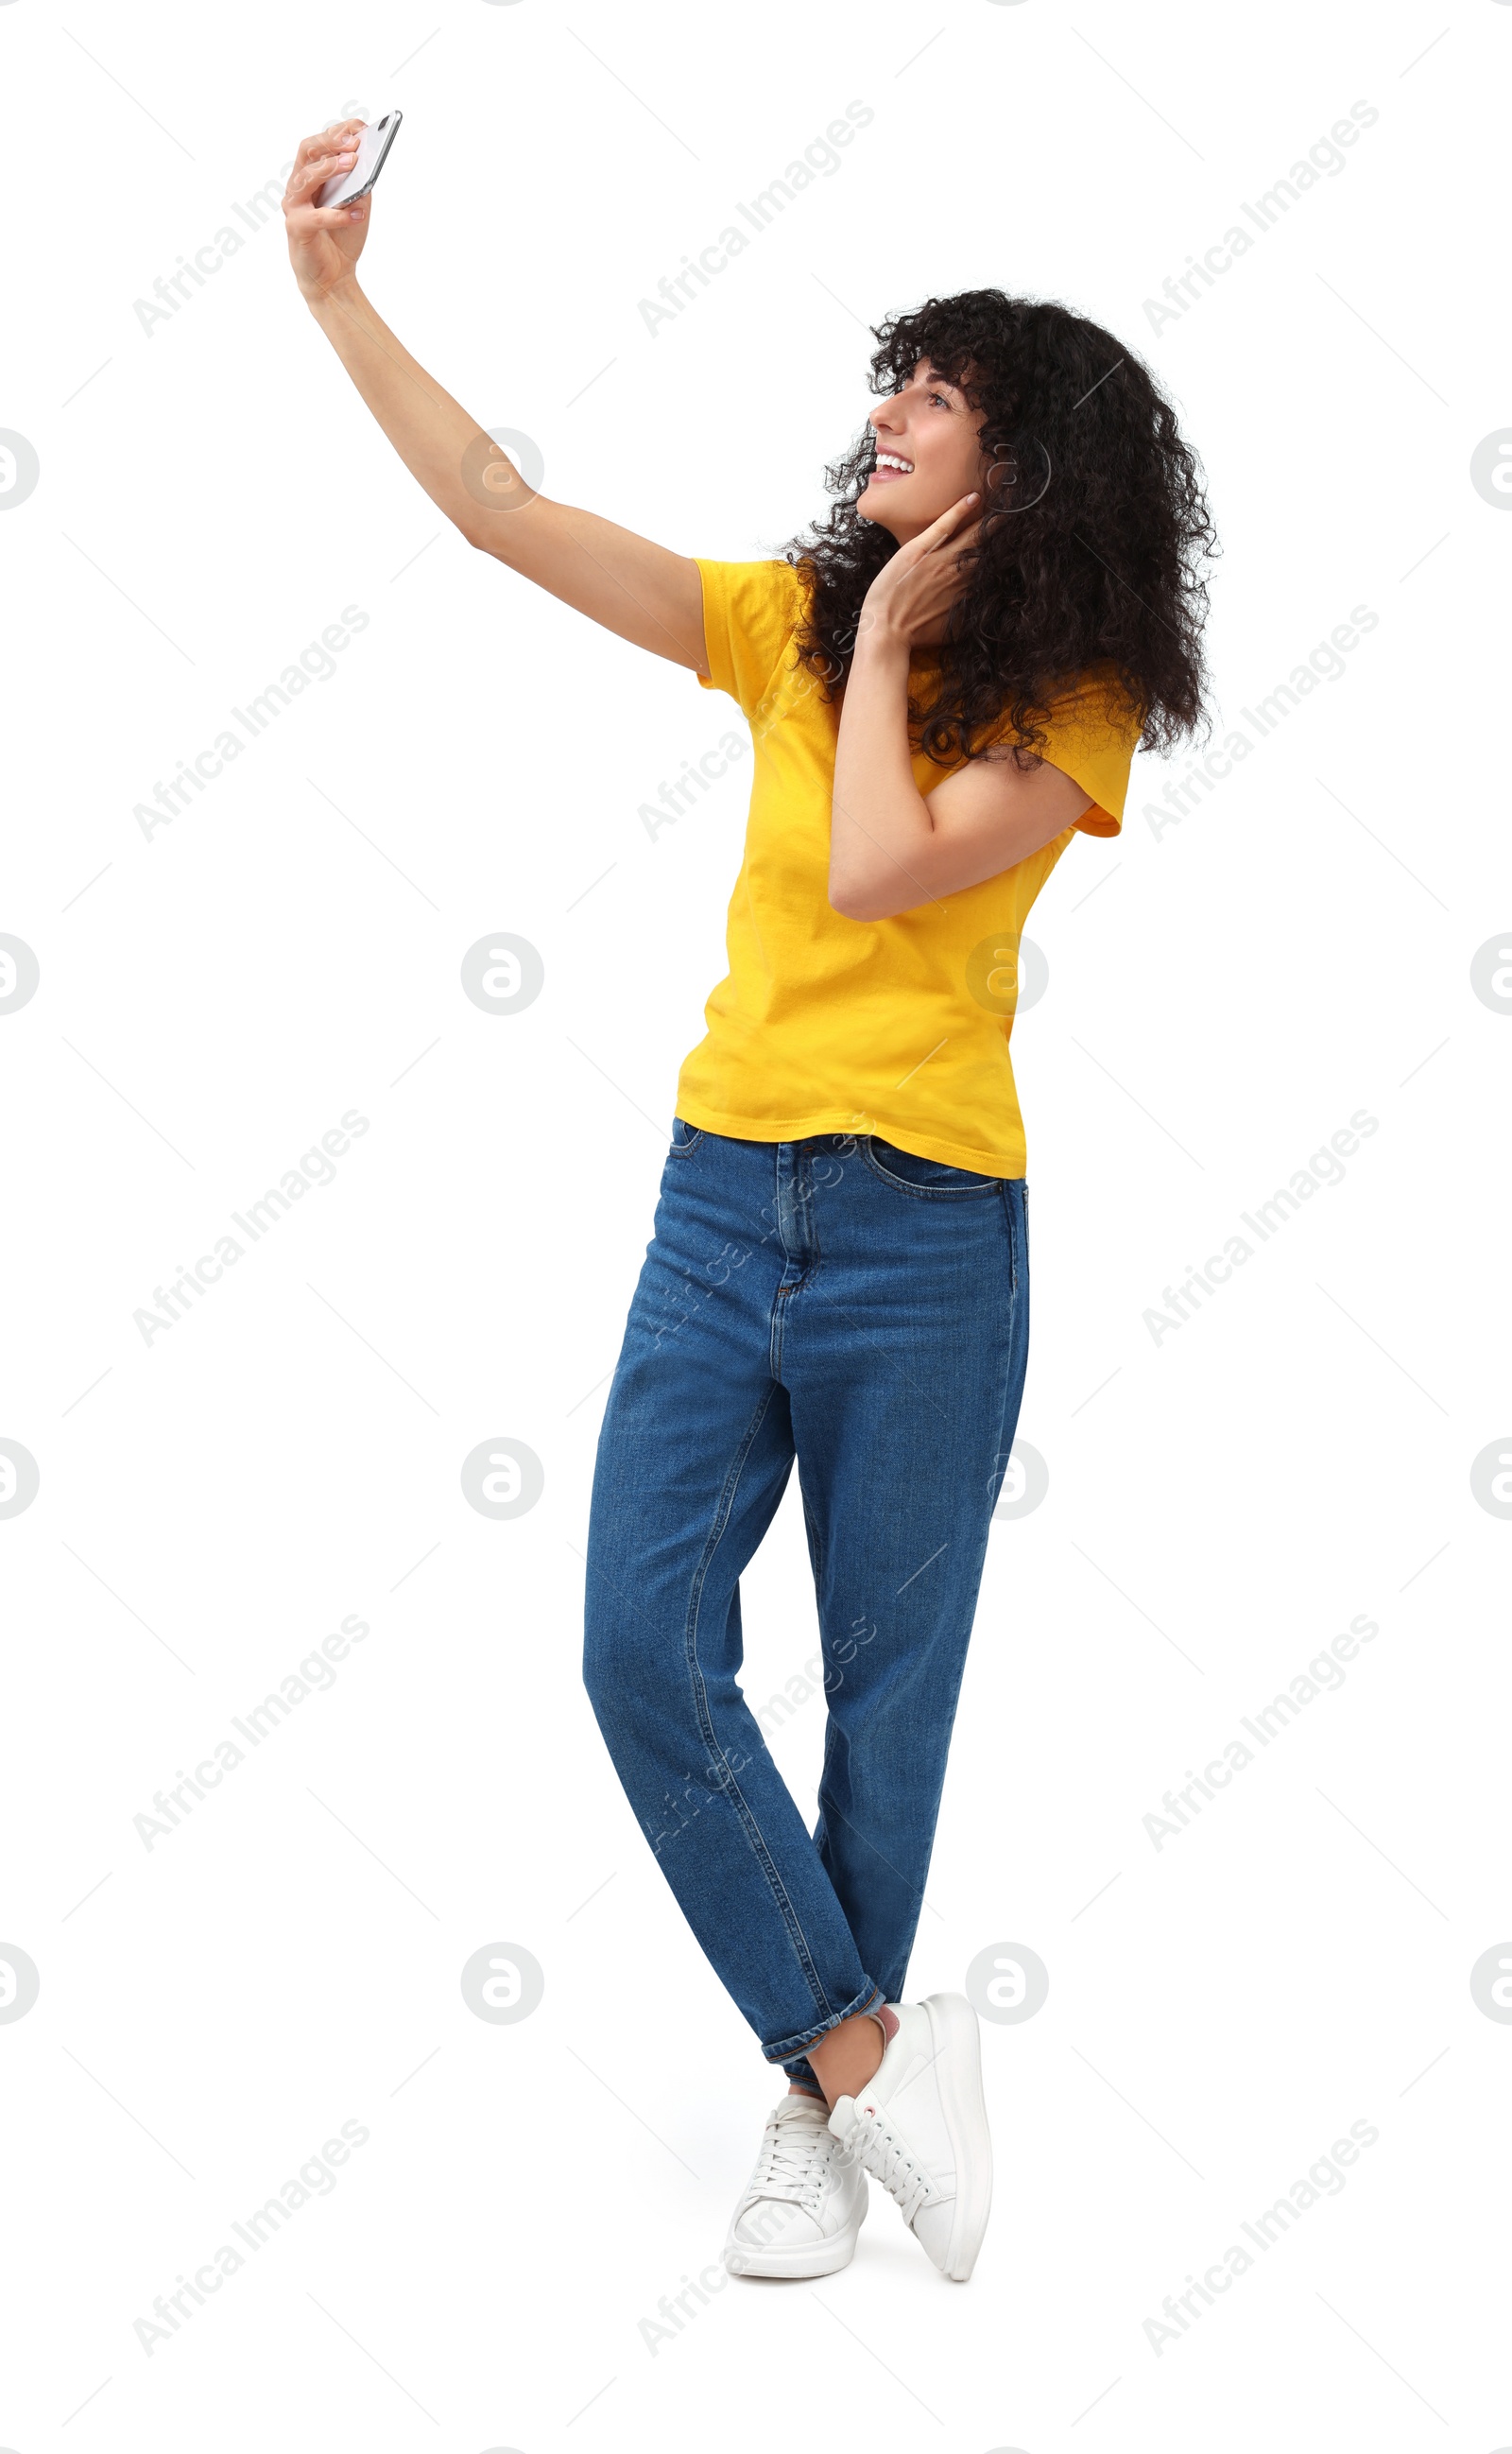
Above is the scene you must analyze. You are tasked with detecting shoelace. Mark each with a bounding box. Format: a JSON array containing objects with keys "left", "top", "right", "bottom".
[
  {"left": 746, "top": 2117, "right": 837, "bottom": 2212},
  {"left": 849, "top": 2105, "right": 934, "bottom": 2225}
]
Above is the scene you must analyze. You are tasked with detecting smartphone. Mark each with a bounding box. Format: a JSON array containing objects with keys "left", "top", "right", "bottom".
[{"left": 315, "top": 110, "right": 402, "bottom": 209}]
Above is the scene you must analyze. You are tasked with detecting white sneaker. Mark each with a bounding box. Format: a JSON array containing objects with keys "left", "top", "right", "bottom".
[
  {"left": 827, "top": 1994, "right": 992, "bottom": 2281},
  {"left": 723, "top": 2094, "right": 868, "bottom": 2278}
]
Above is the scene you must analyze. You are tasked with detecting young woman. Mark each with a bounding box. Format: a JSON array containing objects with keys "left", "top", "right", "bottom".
[{"left": 284, "top": 121, "right": 1213, "bottom": 2289}]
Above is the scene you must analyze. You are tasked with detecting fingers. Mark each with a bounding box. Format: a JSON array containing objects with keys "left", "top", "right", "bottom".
[
  {"left": 920, "top": 491, "right": 981, "bottom": 545},
  {"left": 889, "top": 491, "right": 981, "bottom": 568},
  {"left": 293, "top": 118, "right": 365, "bottom": 169},
  {"left": 286, "top": 142, "right": 360, "bottom": 208},
  {"left": 292, "top": 154, "right": 349, "bottom": 198}
]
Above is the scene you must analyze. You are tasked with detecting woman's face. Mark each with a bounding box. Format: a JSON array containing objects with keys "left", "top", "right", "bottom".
[{"left": 857, "top": 358, "right": 988, "bottom": 543}]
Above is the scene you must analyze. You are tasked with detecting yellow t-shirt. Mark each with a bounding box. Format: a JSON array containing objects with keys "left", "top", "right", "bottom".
[{"left": 677, "top": 557, "right": 1141, "bottom": 1178}]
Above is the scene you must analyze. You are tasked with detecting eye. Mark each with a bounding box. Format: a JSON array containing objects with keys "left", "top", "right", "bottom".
[{"left": 928, "top": 390, "right": 951, "bottom": 409}]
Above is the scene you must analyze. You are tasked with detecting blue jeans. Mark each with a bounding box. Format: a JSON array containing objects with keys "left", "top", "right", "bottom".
[{"left": 583, "top": 1122, "right": 1030, "bottom": 2095}]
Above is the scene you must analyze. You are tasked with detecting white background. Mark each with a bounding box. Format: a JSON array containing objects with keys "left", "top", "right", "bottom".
[{"left": 2, "top": 0, "right": 1507, "bottom": 2444}]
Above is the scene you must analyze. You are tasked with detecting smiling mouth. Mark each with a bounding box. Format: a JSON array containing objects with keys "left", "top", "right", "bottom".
[{"left": 868, "top": 451, "right": 915, "bottom": 485}]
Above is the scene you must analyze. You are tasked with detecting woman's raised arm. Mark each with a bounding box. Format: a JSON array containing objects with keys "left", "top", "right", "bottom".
[{"left": 283, "top": 120, "right": 707, "bottom": 672}]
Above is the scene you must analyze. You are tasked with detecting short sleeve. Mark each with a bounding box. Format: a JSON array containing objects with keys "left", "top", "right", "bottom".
[
  {"left": 1037, "top": 670, "right": 1143, "bottom": 838},
  {"left": 694, "top": 560, "right": 805, "bottom": 718}
]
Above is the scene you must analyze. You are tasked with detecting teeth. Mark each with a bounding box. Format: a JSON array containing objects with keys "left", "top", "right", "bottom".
[{"left": 875, "top": 452, "right": 913, "bottom": 473}]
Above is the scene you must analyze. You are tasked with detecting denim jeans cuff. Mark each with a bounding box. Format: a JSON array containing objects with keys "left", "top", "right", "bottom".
[{"left": 763, "top": 1981, "right": 886, "bottom": 2065}]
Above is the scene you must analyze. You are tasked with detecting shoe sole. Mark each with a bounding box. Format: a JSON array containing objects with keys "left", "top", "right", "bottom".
[
  {"left": 722, "top": 2182, "right": 867, "bottom": 2279},
  {"left": 923, "top": 1992, "right": 992, "bottom": 2281}
]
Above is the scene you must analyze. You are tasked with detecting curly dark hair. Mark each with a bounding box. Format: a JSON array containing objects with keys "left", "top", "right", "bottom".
[{"left": 782, "top": 288, "right": 1217, "bottom": 767}]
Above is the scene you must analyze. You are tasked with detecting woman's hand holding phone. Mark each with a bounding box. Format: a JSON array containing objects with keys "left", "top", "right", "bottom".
[{"left": 283, "top": 120, "right": 372, "bottom": 302}]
